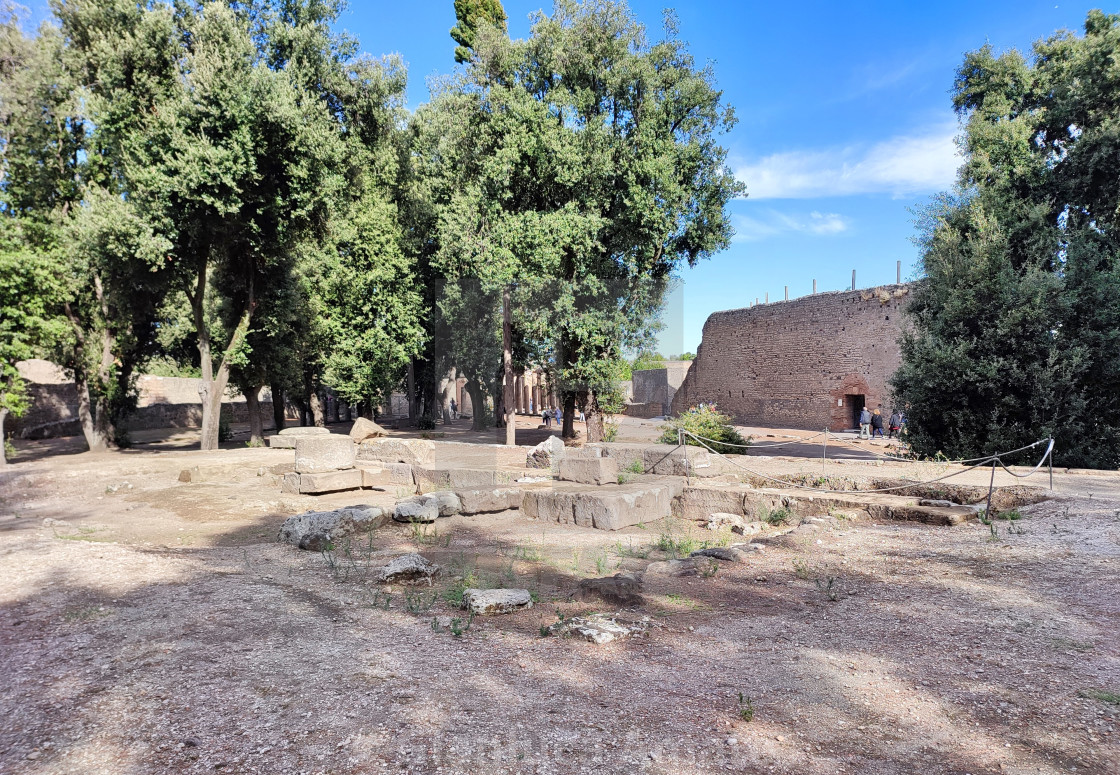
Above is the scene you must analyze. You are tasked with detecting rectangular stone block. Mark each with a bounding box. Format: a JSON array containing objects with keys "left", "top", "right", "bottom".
[
  {"left": 558, "top": 457, "right": 619, "bottom": 486},
  {"left": 268, "top": 435, "right": 296, "bottom": 449},
  {"left": 523, "top": 482, "right": 678, "bottom": 530},
  {"left": 298, "top": 468, "right": 364, "bottom": 494},
  {"left": 281, "top": 472, "right": 301, "bottom": 494},
  {"left": 388, "top": 463, "right": 414, "bottom": 486},
  {"left": 356, "top": 438, "right": 435, "bottom": 466},
  {"left": 413, "top": 467, "right": 497, "bottom": 493},
  {"left": 456, "top": 487, "right": 522, "bottom": 514},
  {"left": 673, "top": 486, "right": 749, "bottom": 520},
  {"left": 589, "top": 442, "right": 714, "bottom": 477},
  {"left": 359, "top": 466, "right": 390, "bottom": 487},
  {"left": 294, "top": 435, "right": 356, "bottom": 474}
]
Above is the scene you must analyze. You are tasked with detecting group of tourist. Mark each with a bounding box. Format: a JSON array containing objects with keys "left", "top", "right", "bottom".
[{"left": 859, "top": 406, "right": 906, "bottom": 440}]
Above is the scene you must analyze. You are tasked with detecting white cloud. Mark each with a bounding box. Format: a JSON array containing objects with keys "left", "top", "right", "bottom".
[
  {"left": 735, "top": 125, "right": 961, "bottom": 200},
  {"left": 732, "top": 210, "right": 851, "bottom": 242}
]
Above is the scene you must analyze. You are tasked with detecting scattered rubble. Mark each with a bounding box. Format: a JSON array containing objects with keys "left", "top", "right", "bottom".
[
  {"left": 375, "top": 553, "right": 440, "bottom": 584},
  {"left": 461, "top": 588, "right": 532, "bottom": 615},
  {"left": 277, "top": 506, "right": 388, "bottom": 551}
]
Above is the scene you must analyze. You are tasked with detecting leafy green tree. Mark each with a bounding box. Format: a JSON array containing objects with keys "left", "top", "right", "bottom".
[
  {"left": 893, "top": 10, "right": 1120, "bottom": 468},
  {"left": 0, "top": 221, "right": 66, "bottom": 464},
  {"left": 450, "top": 0, "right": 507, "bottom": 64},
  {"left": 119, "top": 2, "right": 343, "bottom": 450},
  {"left": 441, "top": 0, "right": 743, "bottom": 442}
]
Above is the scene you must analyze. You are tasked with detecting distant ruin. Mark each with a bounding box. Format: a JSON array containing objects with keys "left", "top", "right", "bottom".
[{"left": 670, "top": 284, "right": 912, "bottom": 430}]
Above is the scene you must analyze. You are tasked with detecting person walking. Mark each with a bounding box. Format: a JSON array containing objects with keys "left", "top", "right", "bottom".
[
  {"left": 859, "top": 406, "right": 872, "bottom": 439},
  {"left": 449, "top": 398, "right": 457, "bottom": 420},
  {"left": 888, "top": 409, "right": 902, "bottom": 439},
  {"left": 871, "top": 408, "right": 885, "bottom": 438}
]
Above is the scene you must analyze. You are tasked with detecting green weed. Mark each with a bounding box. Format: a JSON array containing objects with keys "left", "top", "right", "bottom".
[
  {"left": 737, "top": 692, "right": 755, "bottom": 722},
  {"left": 1079, "top": 689, "right": 1120, "bottom": 705}
]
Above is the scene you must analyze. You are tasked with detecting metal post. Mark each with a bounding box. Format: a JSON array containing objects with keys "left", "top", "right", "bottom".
[
  {"left": 765, "top": 291, "right": 768, "bottom": 303},
  {"left": 852, "top": 270, "right": 856, "bottom": 290},
  {"left": 822, "top": 427, "right": 827, "bottom": 472},
  {"left": 784, "top": 286, "right": 789, "bottom": 301},
  {"left": 984, "top": 460, "right": 997, "bottom": 536},
  {"left": 812, "top": 279, "right": 817, "bottom": 294},
  {"left": 896, "top": 260, "right": 902, "bottom": 284}
]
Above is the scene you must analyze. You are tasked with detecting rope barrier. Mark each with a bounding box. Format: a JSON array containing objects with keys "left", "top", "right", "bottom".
[{"left": 679, "top": 430, "right": 1055, "bottom": 495}]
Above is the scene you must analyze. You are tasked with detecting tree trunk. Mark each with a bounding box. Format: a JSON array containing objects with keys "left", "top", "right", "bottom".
[
  {"left": 502, "top": 286, "right": 515, "bottom": 446},
  {"left": 74, "top": 370, "right": 111, "bottom": 452},
  {"left": 466, "top": 379, "right": 488, "bottom": 431},
  {"left": 246, "top": 385, "right": 264, "bottom": 446},
  {"left": 0, "top": 407, "right": 7, "bottom": 466},
  {"left": 198, "top": 269, "right": 253, "bottom": 451},
  {"left": 270, "top": 382, "right": 285, "bottom": 431},
  {"left": 585, "top": 390, "right": 606, "bottom": 442},
  {"left": 562, "top": 391, "right": 577, "bottom": 438},
  {"left": 442, "top": 367, "right": 456, "bottom": 424},
  {"left": 309, "top": 384, "right": 325, "bottom": 427},
  {"left": 407, "top": 361, "right": 418, "bottom": 424}
]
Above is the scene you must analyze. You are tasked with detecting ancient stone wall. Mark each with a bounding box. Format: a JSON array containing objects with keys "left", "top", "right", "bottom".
[{"left": 670, "top": 285, "right": 911, "bottom": 431}]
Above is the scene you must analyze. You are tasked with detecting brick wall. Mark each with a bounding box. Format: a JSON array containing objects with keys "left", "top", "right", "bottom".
[{"left": 670, "top": 285, "right": 911, "bottom": 431}]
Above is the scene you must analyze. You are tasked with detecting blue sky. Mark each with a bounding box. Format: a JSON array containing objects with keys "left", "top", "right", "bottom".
[{"left": 19, "top": 1, "right": 1111, "bottom": 352}]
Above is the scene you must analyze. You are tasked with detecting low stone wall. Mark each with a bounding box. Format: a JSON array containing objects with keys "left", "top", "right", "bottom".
[{"left": 621, "top": 402, "right": 664, "bottom": 419}]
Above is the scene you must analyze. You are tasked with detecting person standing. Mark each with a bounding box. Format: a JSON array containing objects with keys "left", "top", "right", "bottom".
[
  {"left": 450, "top": 398, "right": 457, "bottom": 420},
  {"left": 859, "top": 406, "right": 872, "bottom": 439},
  {"left": 542, "top": 407, "right": 551, "bottom": 428}
]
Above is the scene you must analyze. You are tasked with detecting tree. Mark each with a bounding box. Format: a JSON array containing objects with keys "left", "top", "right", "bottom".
[
  {"left": 457, "top": 1, "right": 743, "bottom": 441},
  {"left": 122, "top": 2, "right": 343, "bottom": 450},
  {"left": 450, "top": 0, "right": 506, "bottom": 64},
  {"left": 0, "top": 221, "right": 66, "bottom": 464},
  {"left": 892, "top": 10, "right": 1120, "bottom": 468}
]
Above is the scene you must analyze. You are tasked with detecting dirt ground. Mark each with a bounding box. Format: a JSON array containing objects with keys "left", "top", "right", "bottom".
[{"left": 1, "top": 419, "right": 1118, "bottom": 775}]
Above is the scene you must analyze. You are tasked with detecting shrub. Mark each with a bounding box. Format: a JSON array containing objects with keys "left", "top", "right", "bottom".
[{"left": 658, "top": 404, "right": 748, "bottom": 454}]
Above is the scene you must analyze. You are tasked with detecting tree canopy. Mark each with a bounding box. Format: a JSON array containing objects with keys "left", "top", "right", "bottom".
[{"left": 892, "top": 10, "right": 1120, "bottom": 468}]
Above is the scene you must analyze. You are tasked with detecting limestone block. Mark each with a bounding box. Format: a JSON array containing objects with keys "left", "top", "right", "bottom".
[
  {"left": 705, "top": 511, "right": 746, "bottom": 531},
  {"left": 270, "top": 426, "right": 330, "bottom": 449},
  {"left": 576, "top": 574, "right": 643, "bottom": 606},
  {"left": 277, "top": 505, "right": 387, "bottom": 551},
  {"left": 376, "top": 553, "right": 439, "bottom": 584},
  {"left": 424, "top": 491, "right": 462, "bottom": 517},
  {"left": 349, "top": 417, "right": 387, "bottom": 442},
  {"left": 545, "top": 615, "right": 651, "bottom": 644},
  {"left": 456, "top": 487, "right": 522, "bottom": 515},
  {"left": 558, "top": 457, "right": 618, "bottom": 486},
  {"left": 590, "top": 442, "right": 713, "bottom": 477},
  {"left": 674, "top": 487, "right": 747, "bottom": 520},
  {"left": 461, "top": 588, "right": 532, "bottom": 615},
  {"left": 359, "top": 466, "right": 391, "bottom": 487},
  {"left": 281, "top": 472, "right": 301, "bottom": 494},
  {"left": 298, "top": 468, "right": 363, "bottom": 494},
  {"left": 294, "top": 435, "right": 356, "bottom": 474},
  {"left": 279, "top": 426, "right": 330, "bottom": 436},
  {"left": 412, "top": 467, "right": 497, "bottom": 493},
  {"left": 393, "top": 497, "right": 439, "bottom": 523},
  {"left": 388, "top": 463, "right": 415, "bottom": 485},
  {"left": 524, "top": 482, "right": 677, "bottom": 531},
  {"left": 357, "top": 438, "right": 435, "bottom": 466},
  {"left": 525, "top": 436, "right": 565, "bottom": 469}
]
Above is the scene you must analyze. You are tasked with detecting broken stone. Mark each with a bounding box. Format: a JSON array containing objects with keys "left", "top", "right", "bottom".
[
  {"left": 676, "top": 488, "right": 748, "bottom": 520},
  {"left": 425, "top": 491, "right": 462, "bottom": 518},
  {"left": 456, "top": 487, "right": 522, "bottom": 515},
  {"left": 731, "top": 522, "right": 763, "bottom": 536},
  {"left": 557, "top": 457, "right": 619, "bottom": 486},
  {"left": 280, "top": 472, "right": 301, "bottom": 494},
  {"left": 357, "top": 438, "right": 435, "bottom": 466},
  {"left": 392, "top": 497, "right": 439, "bottom": 523},
  {"left": 376, "top": 553, "right": 439, "bottom": 584},
  {"left": 690, "top": 547, "right": 749, "bottom": 563},
  {"left": 298, "top": 468, "right": 364, "bottom": 494},
  {"left": 576, "top": 574, "right": 643, "bottom": 606},
  {"left": 278, "top": 506, "right": 388, "bottom": 551},
  {"left": 546, "top": 614, "right": 652, "bottom": 644},
  {"left": 294, "top": 435, "right": 356, "bottom": 474},
  {"left": 526, "top": 436, "right": 566, "bottom": 469},
  {"left": 919, "top": 499, "right": 955, "bottom": 508},
  {"left": 706, "top": 511, "right": 746, "bottom": 531},
  {"left": 349, "top": 417, "right": 387, "bottom": 442},
  {"left": 461, "top": 588, "right": 532, "bottom": 615},
  {"left": 644, "top": 558, "right": 699, "bottom": 576}
]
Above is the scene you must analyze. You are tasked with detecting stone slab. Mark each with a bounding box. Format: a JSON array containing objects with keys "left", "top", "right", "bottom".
[
  {"left": 294, "top": 435, "right": 356, "bottom": 474},
  {"left": 521, "top": 480, "right": 683, "bottom": 531},
  {"left": 412, "top": 467, "right": 502, "bottom": 493},
  {"left": 357, "top": 438, "right": 435, "bottom": 466},
  {"left": 461, "top": 588, "right": 532, "bottom": 615},
  {"left": 298, "top": 468, "right": 364, "bottom": 494},
  {"left": 588, "top": 442, "right": 715, "bottom": 477},
  {"left": 455, "top": 487, "right": 522, "bottom": 514},
  {"left": 558, "top": 457, "right": 619, "bottom": 486},
  {"left": 349, "top": 417, "right": 387, "bottom": 442},
  {"left": 278, "top": 426, "right": 331, "bottom": 436},
  {"left": 673, "top": 486, "right": 748, "bottom": 520},
  {"left": 278, "top": 505, "right": 387, "bottom": 551}
]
